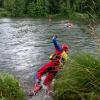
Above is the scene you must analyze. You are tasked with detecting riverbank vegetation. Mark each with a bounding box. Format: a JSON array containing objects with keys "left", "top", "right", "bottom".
[
  {"left": 0, "top": 73, "right": 24, "bottom": 100},
  {"left": 53, "top": 53, "right": 100, "bottom": 100},
  {"left": 0, "top": 0, "right": 100, "bottom": 20}
]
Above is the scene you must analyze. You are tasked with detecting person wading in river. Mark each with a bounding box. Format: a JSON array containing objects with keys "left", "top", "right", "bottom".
[{"left": 28, "top": 35, "right": 69, "bottom": 96}]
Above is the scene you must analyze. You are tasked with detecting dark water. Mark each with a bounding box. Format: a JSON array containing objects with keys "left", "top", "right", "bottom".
[{"left": 0, "top": 18, "right": 99, "bottom": 93}]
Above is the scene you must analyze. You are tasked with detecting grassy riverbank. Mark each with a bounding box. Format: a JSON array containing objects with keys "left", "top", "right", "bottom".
[
  {"left": 0, "top": 0, "right": 100, "bottom": 25},
  {"left": 53, "top": 52, "right": 100, "bottom": 100},
  {"left": 0, "top": 7, "right": 88, "bottom": 20},
  {"left": 0, "top": 73, "right": 24, "bottom": 100}
]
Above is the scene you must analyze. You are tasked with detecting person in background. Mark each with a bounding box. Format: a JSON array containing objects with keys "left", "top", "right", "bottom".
[
  {"left": 66, "top": 20, "right": 73, "bottom": 28},
  {"left": 28, "top": 35, "right": 69, "bottom": 96}
]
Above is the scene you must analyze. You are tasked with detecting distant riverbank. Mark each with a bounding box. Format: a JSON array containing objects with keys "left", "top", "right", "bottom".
[{"left": 0, "top": 8, "right": 92, "bottom": 24}]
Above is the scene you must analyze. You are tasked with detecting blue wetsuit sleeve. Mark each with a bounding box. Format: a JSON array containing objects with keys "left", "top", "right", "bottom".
[{"left": 52, "top": 36, "right": 62, "bottom": 51}]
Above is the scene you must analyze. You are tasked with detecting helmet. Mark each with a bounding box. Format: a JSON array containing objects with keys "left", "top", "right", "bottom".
[{"left": 61, "top": 43, "right": 69, "bottom": 51}]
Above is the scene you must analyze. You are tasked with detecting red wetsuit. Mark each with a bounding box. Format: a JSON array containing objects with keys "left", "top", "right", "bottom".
[
  {"left": 36, "top": 50, "right": 62, "bottom": 87},
  {"left": 36, "top": 36, "right": 66, "bottom": 89}
]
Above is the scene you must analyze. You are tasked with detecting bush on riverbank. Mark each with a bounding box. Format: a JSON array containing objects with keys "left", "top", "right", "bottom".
[
  {"left": 0, "top": 8, "right": 11, "bottom": 17},
  {"left": 0, "top": 73, "right": 24, "bottom": 100},
  {"left": 54, "top": 53, "right": 100, "bottom": 100}
]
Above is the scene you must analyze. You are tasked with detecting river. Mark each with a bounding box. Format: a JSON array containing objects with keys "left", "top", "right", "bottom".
[{"left": 0, "top": 18, "right": 99, "bottom": 100}]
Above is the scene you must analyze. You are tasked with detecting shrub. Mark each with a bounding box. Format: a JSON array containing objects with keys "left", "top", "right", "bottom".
[
  {"left": 69, "top": 12, "right": 89, "bottom": 22},
  {"left": 0, "top": 8, "right": 11, "bottom": 17},
  {"left": 27, "top": 0, "right": 47, "bottom": 17},
  {"left": 54, "top": 52, "right": 100, "bottom": 100},
  {"left": 0, "top": 73, "right": 24, "bottom": 100}
]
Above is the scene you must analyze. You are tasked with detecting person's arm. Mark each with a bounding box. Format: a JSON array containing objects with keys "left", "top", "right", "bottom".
[{"left": 52, "top": 35, "right": 62, "bottom": 51}]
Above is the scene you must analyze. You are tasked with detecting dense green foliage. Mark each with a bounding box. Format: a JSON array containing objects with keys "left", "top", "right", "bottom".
[
  {"left": 3, "top": 0, "right": 25, "bottom": 16},
  {"left": 0, "top": 73, "right": 24, "bottom": 100},
  {"left": 0, "top": 0, "right": 99, "bottom": 18},
  {"left": 0, "top": 8, "right": 11, "bottom": 17},
  {"left": 54, "top": 53, "right": 100, "bottom": 100},
  {"left": 27, "top": 0, "right": 48, "bottom": 17}
]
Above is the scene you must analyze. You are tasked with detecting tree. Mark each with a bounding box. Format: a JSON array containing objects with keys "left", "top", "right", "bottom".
[
  {"left": 47, "top": 0, "right": 60, "bottom": 14},
  {"left": 0, "top": 0, "right": 3, "bottom": 7},
  {"left": 70, "top": 0, "right": 82, "bottom": 11},
  {"left": 12, "top": 0, "right": 25, "bottom": 16},
  {"left": 3, "top": 0, "right": 15, "bottom": 11},
  {"left": 27, "top": 0, "right": 48, "bottom": 16}
]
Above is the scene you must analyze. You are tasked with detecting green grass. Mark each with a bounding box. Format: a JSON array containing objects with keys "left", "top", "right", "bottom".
[
  {"left": 54, "top": 52, "right": 100, "bottom": 100},
  {"left": 0, "top": 73, "right": 24, "bottom": 100}
]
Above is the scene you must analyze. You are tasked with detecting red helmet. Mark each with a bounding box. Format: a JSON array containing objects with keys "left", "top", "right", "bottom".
[{"left": 61, "top": 43, "right": 69, "bottom": 51}]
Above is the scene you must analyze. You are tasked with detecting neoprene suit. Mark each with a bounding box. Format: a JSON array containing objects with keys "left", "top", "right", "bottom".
[{"left": 36, "top": 36, "right": 64, "bottom": 88}]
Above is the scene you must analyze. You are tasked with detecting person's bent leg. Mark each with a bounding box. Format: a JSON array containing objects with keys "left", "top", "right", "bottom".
[
  {"left": 43, "top": 72, "right": 54, "bottom": 94},
  {"left": 36, "top": 61, "right": 54, "bottom": 80}
]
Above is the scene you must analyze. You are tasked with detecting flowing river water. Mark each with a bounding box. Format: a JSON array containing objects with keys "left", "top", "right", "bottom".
[{"left": 0, "top": 18, "right": 99, "bottom": 100}]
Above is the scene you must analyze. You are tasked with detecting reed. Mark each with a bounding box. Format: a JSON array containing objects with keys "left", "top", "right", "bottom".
[{"left": 54, "top": 52, "right": 100, "bottom": 100}]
